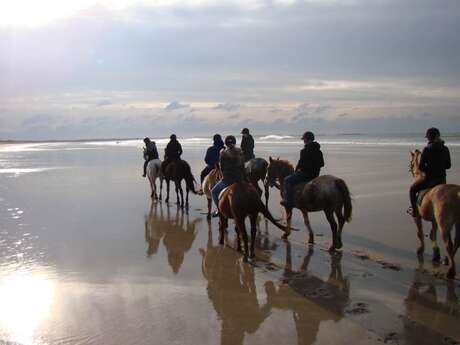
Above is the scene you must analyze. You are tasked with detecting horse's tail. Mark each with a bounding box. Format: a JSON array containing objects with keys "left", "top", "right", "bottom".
[
  {"left": 183, "top": 161, "right": 198, "bottom": 194},
  {"left": 257, "top": 199, "right": 288, "bottom": 232},
  {"left": 336, "top": 178, "right": 352, "bottom": 222}
]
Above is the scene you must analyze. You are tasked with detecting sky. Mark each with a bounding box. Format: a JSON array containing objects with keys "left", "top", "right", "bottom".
[{"left": 1, "top": 0, "right": 460, "bottom": 140}]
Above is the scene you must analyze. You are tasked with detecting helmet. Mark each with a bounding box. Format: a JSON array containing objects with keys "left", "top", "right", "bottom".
[
  {"left": 425, "top": 127, "right": 440, "bottom": 141},
  {"left": 170, "top": 134, "right": 177, "bottom": 140},
  {"left": 143, "top": 137, "right": 150, "bottom": 143},
  {"left": 241, "top": 128, "right": 250, "bottom": 135},
  {"left": 301, "top": 131, "right": 315, "bottom": 141},
  {"left": 213, "top": 134, "right": 222, "bottom": 142},
  {"left": 225, "top": 135, "right": 236, "bottom": 146}
]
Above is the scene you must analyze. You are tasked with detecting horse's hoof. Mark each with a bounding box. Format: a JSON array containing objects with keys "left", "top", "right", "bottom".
[
  {"left": 207, "top": 214, "right": 211, "bottom": 220},
  {"left": 328, "top": 246, "right": 336, "bottom": 253},
  {"left": 308, "top": 238, "right": 314, "bottom": 245},
  {"left": 432, "top": 248, "right": 441, "bottom": 263},
  {"left": 243, "top": 256, "right": 249, "bottom": 263},
  {"left": 336, "top": 241, "right": 343, "bottom": 250},
  {"left": 443, "top": 256, "right": 449, "bottom": 266}
]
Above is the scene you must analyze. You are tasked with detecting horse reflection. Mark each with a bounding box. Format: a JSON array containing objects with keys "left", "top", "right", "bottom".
[
  {"left": 264, "top": 245, "right": 350, "bottom": 345},
  {"left": 402, "top": 261, "right": 460, "bottom": 344},
  {"left": 144, "top": 202, "right": 200, "bottom": 274},
  {"left": 199, "top": 230, "right": 271, "bottom": 345}
]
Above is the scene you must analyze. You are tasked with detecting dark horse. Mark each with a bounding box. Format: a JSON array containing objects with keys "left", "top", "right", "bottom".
[
  {"left": 218, "top": 182, "right": 288, "bottom": 261},
  {"left": 245, "top": 158, "right": 270, "bottom": 206},
  {"left": 163, "top": 159, "right": 198, "bottom": 208},
  {"left": 266, "top": 157, "right": 352, "bottom": 251}
]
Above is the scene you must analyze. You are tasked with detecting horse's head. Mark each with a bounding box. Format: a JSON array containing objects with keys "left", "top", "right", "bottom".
[
  {"left": 409, "top": 149, "right": 423, "bottom": 178},
  {"left": 265, "top": 156, "right": 281, "bottom": 187}
]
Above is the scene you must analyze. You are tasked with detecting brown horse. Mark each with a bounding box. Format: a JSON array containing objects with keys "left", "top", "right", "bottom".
[
  {"left": 218, "top": 182, "right": 288, "bottom": 261},
  {"left": 409, "top": 150, "right": 460, "bottom": 279},
  {"left": 202, "top": 167, "right": 222, "bottom": 219},
  {"left": 163, "top": 159, "right": 198, "bottom": 208},
  {"left": 245, "top": 158, "right": 269, "bottom": 206},
  {"left": 266, "top": 157, "right": 352, "bottom": 251}
]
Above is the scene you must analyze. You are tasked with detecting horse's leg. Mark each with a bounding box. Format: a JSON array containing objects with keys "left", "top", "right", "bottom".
[
  {"left": 429, "top": 221, "right": 440, "bottom": 263},
  {"left": 335, "top": 207, "right": 345, "bottom": 249},
  {"left": 454, "top": 222, "right": 460, "bottom": 256},
  {"left": 249, "top": 214, "right": 258, "bottom": 258},
  {"left": 301, "top": 209, "right": 314, "bottom": 245},
  {"left": 281, "top": 208, "right": 293, "bottom": 240},
  {"left": 185, "top": 185, "right": 189, "bottom": 209},
  {"left": 440, "top": 223, "right": 456, "bottom": 279},
  {"left": 236, "top": 217, "right": 249, "bottom": 261},
  {"left": 174, "top": 181, "right": 180, "bottom": 205},
  {"left": 207, "top": 198, "right": 212, "bottom": 220},
  {"left": 264, "top": 182, "right": 269, "bottom": 208},
  {"left": 159, "top": 177, "right": 163, "bottom": 200},
  {"left": 165, "top": 179, "right": 170, "bottom": 203},
  {"left": 324, "top": 210, "right": 338, "bottom": 252},
  {"left": 218, "top": 214, "right": 226, "bottom": 245},
  {"left": 413, "top": 216, "right": 424, "bottom": 256}
]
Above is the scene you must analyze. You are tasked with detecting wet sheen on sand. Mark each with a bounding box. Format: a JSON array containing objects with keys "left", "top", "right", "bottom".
[{"left": 0, "top": 140, "right": 459, "bottom": 345}]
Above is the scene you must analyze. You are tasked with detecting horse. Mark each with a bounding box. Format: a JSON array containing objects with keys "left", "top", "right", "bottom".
[
  {"left": 218, "top": 182, "right": 289, "bottom": 261},
  {"left": 202, "top": 167, "right": 222, "bottom": 219},
  {"left": 163, "top": 159, "right": 198, "bottom": 208},
  {"left": 265, "top": 157, "right": 352, "bottom": 251},
  {"left": 146, "top": 159, "right": 163, "bottom": 200},
  {"left": 409, "top": 150, "right": 460, "bottom": 279},
  {"left": 245, "top": 158, "right": 269, "bottom": 206}
]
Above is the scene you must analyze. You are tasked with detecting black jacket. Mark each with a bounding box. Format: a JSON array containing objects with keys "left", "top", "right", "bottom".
[
  {"left": 241, "top": 134, "right": 255, "bottom": 161},
  {"left": 165, "top": 140, "right": 183, "bottom": 160},
  {"left": 145, "top": 141, "right": 159, "bottom": 160},
  {"left": 296, "top": 142, "right": 324, "bottom": 179},
  {"left": 420, "top": 140, "right": 451, "bottom": 179}
]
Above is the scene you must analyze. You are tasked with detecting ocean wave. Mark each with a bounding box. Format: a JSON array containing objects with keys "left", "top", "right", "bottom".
[{"left": 258, "top": 135, "right": 295, "bottom": 141}]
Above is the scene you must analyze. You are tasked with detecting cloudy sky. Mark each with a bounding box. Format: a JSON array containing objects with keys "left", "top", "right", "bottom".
[{"left": 1, "top": 0, "right": 459, "bottom": 139}]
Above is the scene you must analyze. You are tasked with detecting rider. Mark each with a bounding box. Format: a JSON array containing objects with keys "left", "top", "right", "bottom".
[
  {"left": 241, "top": 128, "right": 255, "bottom": 163},
  {"left": 280, "top": 131, "right": 324, "bottom": 209},
  {"left": 162, "top": 134, "right": 183, "bottom": 174},
  {"left": 200, "top": 134, "right": 225, "bottom": 184},
  {"left": 211, "top": 135, "right": 245, "bottom": 210},
  {"left": 408, "top": 127, "right": 451, "bottom": 217},
  {"left": 142, "top": 137, "right": 159, "bottom": 177}
]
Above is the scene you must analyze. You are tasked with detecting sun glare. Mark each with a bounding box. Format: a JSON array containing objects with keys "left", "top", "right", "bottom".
[{"left": 0, "top": 270, "right": 56, "bottom": 344}]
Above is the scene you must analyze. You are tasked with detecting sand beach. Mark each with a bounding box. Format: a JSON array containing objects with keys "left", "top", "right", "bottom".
[{"left": 0, "top": 135, "right": 459, "bottom": 345}]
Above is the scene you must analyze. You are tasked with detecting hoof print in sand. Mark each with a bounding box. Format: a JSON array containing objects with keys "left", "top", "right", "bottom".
[
  {"left": 345, "top": 302, "right": 369, "bottom": 315},
  {"left": 383, "top": 332, "right": 399, "bottom": 344}
]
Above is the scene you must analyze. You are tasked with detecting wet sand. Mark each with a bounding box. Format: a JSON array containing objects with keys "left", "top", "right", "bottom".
[{"left": 0, "top": 140, "right": 459, "bottom": 345}]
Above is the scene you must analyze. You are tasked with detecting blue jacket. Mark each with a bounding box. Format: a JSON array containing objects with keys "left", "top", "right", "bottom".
[{"left": 204, "top": 140, "right": 225, "bottom": 167}]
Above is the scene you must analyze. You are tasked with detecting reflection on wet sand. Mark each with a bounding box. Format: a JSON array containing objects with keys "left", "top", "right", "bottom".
[
  {"left": 144, "top": 202, "right": 201, "bottom": 274},
  {"left": 199, "top": 227, "right": 271, "bottom": 345},
  {"left": 403, "top": 260, "right": 460, "bottom": 345},
  {"left": 200, "top": 227, "right": 351, "bottom": 345},
  {"left": 265, "top": 244, "right": 349, "bottom": 345}
]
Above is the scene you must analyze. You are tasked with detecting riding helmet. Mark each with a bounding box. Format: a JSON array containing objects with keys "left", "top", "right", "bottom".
[
  {"left": 225, "top": 135, "right": 237, "bottom": 146},
  {"left": 170, "top": 134, "right": 177, "bottom": 140},
  {"left": 425, "top": 127, "right": 440, "bottom": 141},
  {"left": 301, "top": 131, "right": 315, "bottom": 141},
  {"left": 241, "top": 128, "right": 250, "bottom": 135}
]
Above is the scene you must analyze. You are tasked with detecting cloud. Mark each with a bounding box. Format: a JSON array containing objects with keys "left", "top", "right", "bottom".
[
  {"left": 95, "top": 100, "right": 114, "bottom": 107},
  {"left": 164, "top": 101, "right": 189, "bottom": 112},
  {"left": 212, "top": 103, "right": 241, "bottom": 112}
]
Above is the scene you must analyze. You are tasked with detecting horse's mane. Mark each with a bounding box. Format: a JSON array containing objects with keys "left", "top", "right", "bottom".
[{"left": 275, "top": 159, "right": 294, "bottom": 176}]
